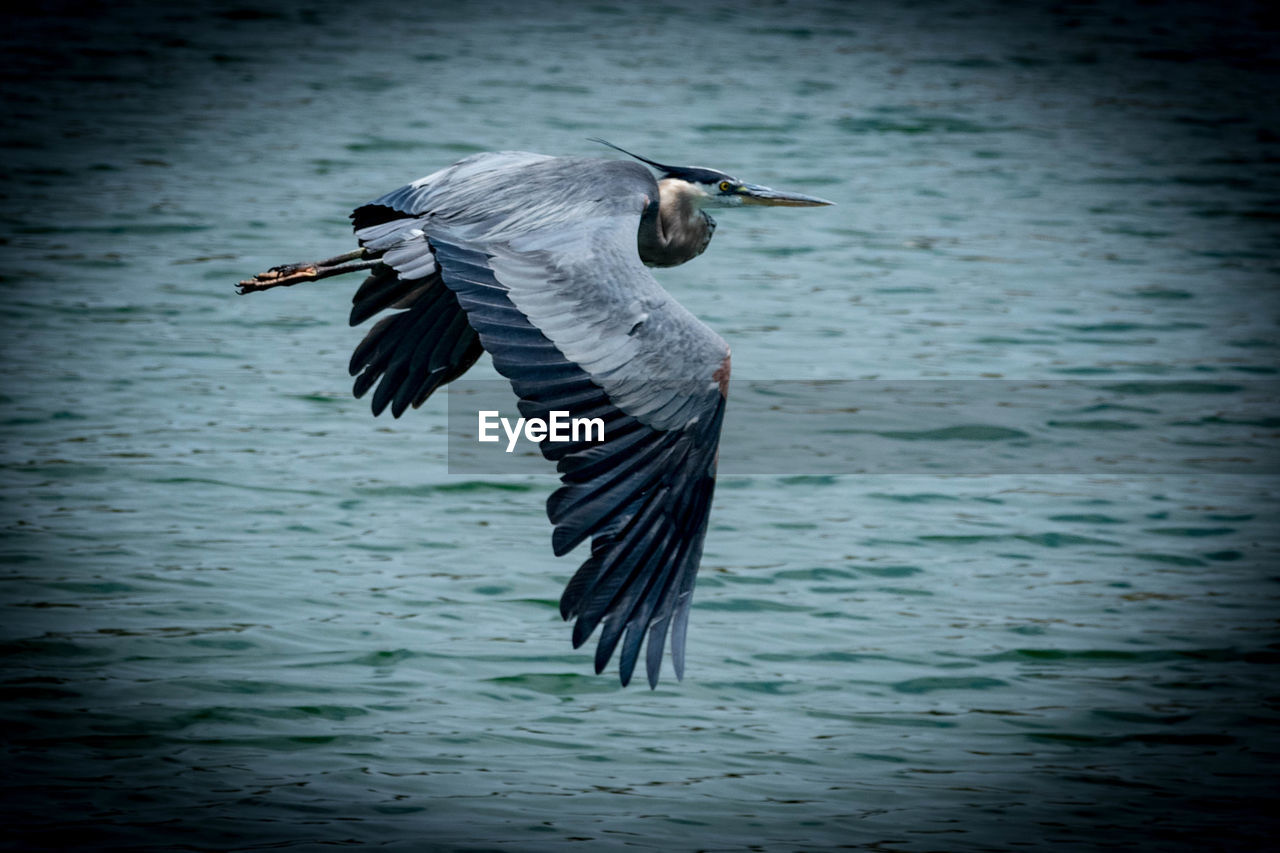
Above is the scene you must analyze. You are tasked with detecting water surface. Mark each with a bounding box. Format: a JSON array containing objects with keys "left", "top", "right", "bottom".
[{"left": 1, "top": 1, "right": 1278, "bottom": 849}]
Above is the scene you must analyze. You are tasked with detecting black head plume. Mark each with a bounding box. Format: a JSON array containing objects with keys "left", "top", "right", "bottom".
[{"left": 589, "top": 138, "right": 734, "bottom": 185}]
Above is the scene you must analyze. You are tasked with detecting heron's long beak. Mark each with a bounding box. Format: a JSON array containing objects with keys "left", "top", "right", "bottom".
[{"left": 737, "top": 183, "right": 834, "bottom": 207}]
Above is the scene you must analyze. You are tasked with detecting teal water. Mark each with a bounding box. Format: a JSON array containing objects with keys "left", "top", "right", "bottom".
[{"left": 2, "top": 1, "right": 1278, "bottom": 849}]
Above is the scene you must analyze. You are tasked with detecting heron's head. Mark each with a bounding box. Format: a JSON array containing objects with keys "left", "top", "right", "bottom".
[{"left": 591, "top": 138, "right": 833, "bottom": 210}]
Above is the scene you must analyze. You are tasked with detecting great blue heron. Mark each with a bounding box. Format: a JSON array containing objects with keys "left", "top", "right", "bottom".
[{"left": 239, "top": 141, "right": 832, "bottom": 687}]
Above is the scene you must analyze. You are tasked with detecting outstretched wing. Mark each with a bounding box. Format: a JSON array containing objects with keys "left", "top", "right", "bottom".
[{"left": 369, "top": 153, "right": 731, "bottom": 687}]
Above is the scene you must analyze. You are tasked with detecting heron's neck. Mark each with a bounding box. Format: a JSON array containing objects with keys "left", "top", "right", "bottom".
[{"left": 637, "top": 179, "right": 716, "bottom": 268}]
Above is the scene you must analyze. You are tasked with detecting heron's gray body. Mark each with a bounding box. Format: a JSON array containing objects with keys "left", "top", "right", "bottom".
[{"left": 241, "top": 146, "right": 830, "bottom": 687}]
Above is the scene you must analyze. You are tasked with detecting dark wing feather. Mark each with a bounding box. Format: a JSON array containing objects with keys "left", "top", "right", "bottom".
[
  {"left": 345, "top": 207, "right": 482, "bottom": 417},
  {"left": 403, "top": 155, "right": 730, "bottom": 687},
  {"left": 342, "top": 154, "right": 564, "bottom": 414},
  {"left": 433, "top": 235, "right": 725, "bottom": 687}
]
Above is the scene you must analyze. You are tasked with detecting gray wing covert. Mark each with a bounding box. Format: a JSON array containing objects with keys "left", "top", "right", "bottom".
[
  {"left": 415, "top": 156, "right": 731, "bottom": 686},
  {"left": 342, "top": 152, "right": 562, "bottom": 417},
  {"left": 358, "top": 151, "right": 556, "bottom": 226},
  {"left": 339, "top": 159, "right": 565, "bottom": 416}
]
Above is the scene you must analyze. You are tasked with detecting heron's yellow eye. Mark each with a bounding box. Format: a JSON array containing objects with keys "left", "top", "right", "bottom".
[{"left": 718, "top": 181, "right": 733, "bottom": 192}]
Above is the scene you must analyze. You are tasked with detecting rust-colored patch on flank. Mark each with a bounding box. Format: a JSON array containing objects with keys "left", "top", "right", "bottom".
[{"left": 713, "top": 349, "right": 731, "bottom": 398}]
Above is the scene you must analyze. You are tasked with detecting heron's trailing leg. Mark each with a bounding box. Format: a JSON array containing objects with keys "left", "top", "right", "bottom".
[{"left": 237, "top": 248, "right": 379, "bottom": 294}]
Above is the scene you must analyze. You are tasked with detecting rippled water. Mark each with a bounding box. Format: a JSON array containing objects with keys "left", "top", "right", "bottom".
[{"left": 2, "top": 1, "right": 1278, "bottom": 849}]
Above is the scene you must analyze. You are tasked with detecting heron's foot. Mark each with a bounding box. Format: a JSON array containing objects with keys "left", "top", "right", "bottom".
[
  {"left": 268, "top": 261, "right": 318, "bottom": 277},
  {"left": 236, "top": 249, "right": 377, "bottom": 294},
  {"left": 237, "top": 263, "right": 318, "bottom": 294}
]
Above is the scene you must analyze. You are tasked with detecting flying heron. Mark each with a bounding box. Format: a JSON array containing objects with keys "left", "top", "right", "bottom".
[{"left": 238, "top": 140, "right": 832, "bottom": 687}]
